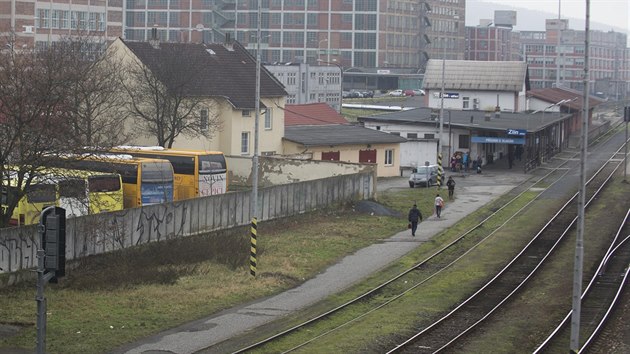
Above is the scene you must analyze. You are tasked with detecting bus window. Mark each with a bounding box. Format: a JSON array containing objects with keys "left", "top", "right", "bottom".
[
  {"left": 168, "top": 156, "right": 195, "bottom": 175},
  {"left": 26, "top": 184, "right": 56, "bottom": 203},
  {"left": 59, "top": 179, "right": 87, "bottom": 198},
  {"left": 88, "top": 176, "right": 122, "bottom": 193},
  {"left": 58, "top": 178, "right": 88, "bottom": 218}
]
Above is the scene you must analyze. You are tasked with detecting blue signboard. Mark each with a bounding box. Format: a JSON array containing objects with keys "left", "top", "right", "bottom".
[
  {"left": 439, "top": 92, "right": 459, "bottom": 99},
  {"left": 472, "top": 136, "right": 526, "bottom": 145},
  {"left": 507, "top": 128, "right": 527, "bottom": 136}
]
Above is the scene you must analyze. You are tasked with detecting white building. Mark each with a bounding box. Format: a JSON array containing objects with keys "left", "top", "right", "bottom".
[
  {"left": 422, "top": 60, "right": 529, "bottom": 113},
  {"left": 265, "top": 63, "right": 342, "bottom": 111}
]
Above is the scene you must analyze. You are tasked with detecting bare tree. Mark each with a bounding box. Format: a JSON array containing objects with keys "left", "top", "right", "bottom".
[
  {"left": 60, "top": 36, "right": 131, "bottom": 148},
  {"left": 0, "top": 35, "right": 130, "bottom": 227},
  {"left": 120, "top": 44, "right": 221, "bottom": 148}
]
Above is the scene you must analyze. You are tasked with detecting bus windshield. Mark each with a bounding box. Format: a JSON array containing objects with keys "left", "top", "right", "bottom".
[{"left": 199, "top": 155, "right": 227, "bottom": 174}]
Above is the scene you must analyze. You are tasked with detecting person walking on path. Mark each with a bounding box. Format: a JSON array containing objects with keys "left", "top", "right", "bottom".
[
  {"left": 435, "top": 194, "right": 445, "bottom": 218},
  {"left": 446, "top": 176, "right": 456, "bottom": 200},
  {"left": 407, "top": 204, "right": 423, "bottom": 236}
]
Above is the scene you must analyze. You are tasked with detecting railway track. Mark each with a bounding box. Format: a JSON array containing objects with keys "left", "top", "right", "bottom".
[
  {"left": 228, "top": 157, "right": 583, "bottom": 353},
  {"left": 222, "top": 124, "right": 627, "bottom": 354},
  {"left": 533, "top": 210, "right": 630, "bottom": 353},
  {"left": 386, "top": 158, "right": 622, "bottom": 353}
]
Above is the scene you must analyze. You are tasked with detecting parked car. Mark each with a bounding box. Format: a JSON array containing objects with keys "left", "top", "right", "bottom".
[
  {"left": 342, "top": 90, "right": 351, "bottom": 98},
  {"left": 348, "top": 90, "right": 363, "bottom": 98},
  {"left": 409, "top": 165, "right": 439, "bottom": 187},
  {"left": 403, "top": 89, "right": 415, "bottom": 96},
  {"left": 361, "top": 90, "right": 374, "bottom": 98},
  {"left": 388, "top": 89, "right": 404, "bottom": 97},
  {"left": 413, "top": 89, "right": 426, "bottom": 96}
]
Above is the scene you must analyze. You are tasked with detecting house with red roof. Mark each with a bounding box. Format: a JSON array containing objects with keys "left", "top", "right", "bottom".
[
  {"left": 527, "top": 87, "right": 605, "bottom": 140},
  {"left": 282, "top": 103, "right": 406, "bottom": 177}
]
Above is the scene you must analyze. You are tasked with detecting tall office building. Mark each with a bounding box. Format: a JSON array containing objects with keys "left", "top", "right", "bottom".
[
  {"left": 0, "top": 0, "right": 123, "bottom": 49},
  {"left": 123, "top": 0, "right": 466, "bottom": 70},
  {"left": 521, "top": 19, "right": 629, "bottom": 99}
]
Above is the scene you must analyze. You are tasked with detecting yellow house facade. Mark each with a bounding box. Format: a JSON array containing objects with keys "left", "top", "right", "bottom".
[
  {"left": 283, "top": 124, "right": 406, "bottom": 178},
  {"left": 108, "top": 37, "right": 287, "bottom": 156}
]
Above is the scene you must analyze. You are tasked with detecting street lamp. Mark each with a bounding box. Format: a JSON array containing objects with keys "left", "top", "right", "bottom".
[
  {"left": 438, "top": 37, "right": 447, "bottom": 188},
  {"left": 317, "top": 58, "right": 343, "bottom": 113},
  {"left": 437, "top": 14, "right": 459, "bottom": 188}
]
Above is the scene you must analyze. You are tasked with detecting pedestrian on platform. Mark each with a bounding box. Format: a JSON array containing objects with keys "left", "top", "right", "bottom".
[
  {"left": 463, "top": 152, "right": 469, "bottom": 172},
  {"left": 435, "top": 194, "right": 445, "bottom": 218},
  {"left": 446, "top": 176, "right": 456, "bottom": 200},
  {"left": 407, "top": 204, "right": 423, "bottom": 237}
]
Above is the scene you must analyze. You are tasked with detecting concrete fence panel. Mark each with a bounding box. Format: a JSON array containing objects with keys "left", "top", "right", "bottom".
[{"left": 1, "top": 172, "right": 375, "bottom": 278}]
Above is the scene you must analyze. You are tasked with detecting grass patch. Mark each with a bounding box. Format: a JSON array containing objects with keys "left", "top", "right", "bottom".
[{"left": 0, "top": 203, "right": 405, "bottom": 354}]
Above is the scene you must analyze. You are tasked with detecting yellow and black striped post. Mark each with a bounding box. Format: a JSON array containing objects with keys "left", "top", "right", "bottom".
[
  {"left": 250, "top": 217, "right": 257, "bottom": 277},
  {"left": 437, "top": 152, "right": 443, "bottom": 188}
]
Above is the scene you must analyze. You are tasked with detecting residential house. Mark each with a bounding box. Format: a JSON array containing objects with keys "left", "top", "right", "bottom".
[
  {"left": 108, "top": 36, "right": 287, "bottom": 156},
  {"left": 422, "top": 59, "right": 530, "bottom": 113},
  {"left": 282, "top": 103, "right": 406, "bottom": 177}
]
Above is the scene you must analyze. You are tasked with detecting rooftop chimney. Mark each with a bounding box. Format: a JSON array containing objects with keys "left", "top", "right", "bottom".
[
  {"left": 224, "top": 32, "right": 234, "bottom": 51},
  {"left": 149, "top": 27, "right": 160, "bottom": 49}
]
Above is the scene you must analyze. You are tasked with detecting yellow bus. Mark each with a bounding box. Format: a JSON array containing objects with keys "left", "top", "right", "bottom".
[
  {"left": 111, "top": 146, "right": 227, "bottom": 201},
  {"left": 54, "top": 169, "right": 124, "bottom": 217},
  {"left": 2, "top": 168, "right": 124, "bottom": 226},
  {"left": 3, "top": 178, "right": 56, "bottom": 226},
  {"left": 60, "top": 154, "right": 175, "bottom": 208}
]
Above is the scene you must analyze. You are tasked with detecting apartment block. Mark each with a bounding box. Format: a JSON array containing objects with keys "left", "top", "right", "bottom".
[
  {"left": 122, "top": 0, "right": 466, "bottom": 71},
  {"left": 0, "top": 0, "right": 123, "bottom": 48},
  {"left": 521, "top": 19, "right": 629, "bottom": 99}
]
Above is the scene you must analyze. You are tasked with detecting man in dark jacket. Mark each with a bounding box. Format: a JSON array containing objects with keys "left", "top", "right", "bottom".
[
  {"left": 446, "top": 176, "right": 456, "bottom": 199},
  {"left": 408, "top": 204, "right": 423, "bottom": 237}
]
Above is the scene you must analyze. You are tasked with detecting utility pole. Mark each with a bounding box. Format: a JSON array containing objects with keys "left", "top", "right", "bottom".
[
  {"left": 556, "top": 0, "right": 562, "bottom": 87},
  {"left": 570, "top": 0, "right": 589, "bottom": 351},
  {"left": 249, "top": 0, "right": 261, "bottom": 277}
]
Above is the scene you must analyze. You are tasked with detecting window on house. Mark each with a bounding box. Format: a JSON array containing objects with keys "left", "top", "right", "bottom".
[
  {"left": 242, "top": 110, "right": 251, "bottom": 117},
  {"left": 384, "top": 149, "right": 394, "bottom": 166},
  {"left": 407, "top": 133, "right": 418, "bottom": 139},
  {"left": 391, "top": 132, "right": 401, "bottom": 136},
  {"left": 462, "top": 97, "right": 470, "bottom": 109},
  {"left": 424, "top": 133, "right": 435, "bottom": 139},
  {"left": 241, "top": 132, "right": 250, "bottom": 154},
  {"left": 264, "top": 108, "right": 273, "bottom": 130},
  {"left": 200, "top": 109, "right": 208, "bottom": 130}
]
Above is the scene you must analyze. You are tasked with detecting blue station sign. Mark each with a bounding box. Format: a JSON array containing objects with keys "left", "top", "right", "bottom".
[
  {"left": 472, "top": 136, "right": 526, "bottom": 145},
  {"left": 507, "top": 128, "right": 527, "bottom": 136}
]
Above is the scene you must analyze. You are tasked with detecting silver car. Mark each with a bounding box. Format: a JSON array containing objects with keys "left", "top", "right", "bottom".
[{"left": 409, "top": 165, "right": 439, "bottom": 187}]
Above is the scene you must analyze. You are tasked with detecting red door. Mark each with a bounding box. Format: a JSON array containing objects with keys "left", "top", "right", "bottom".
[
  {"left": 359, "top": 149, "right": 377, "bottom": 163},
  {"left": 321, "top": 151, "right": 340, "bottom": 161}
]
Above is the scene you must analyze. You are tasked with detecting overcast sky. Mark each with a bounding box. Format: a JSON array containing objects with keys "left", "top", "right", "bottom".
[{"left": 475, "top": 0, "right": 629, "bottom": 33}]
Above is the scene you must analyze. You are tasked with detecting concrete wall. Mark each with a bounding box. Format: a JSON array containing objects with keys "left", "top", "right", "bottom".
[
  {"left": 0, "top": 172, "right": 375, "bottom": 278},
  {"left": 227, "top": 155, "right": 376, "bottom": 187}
]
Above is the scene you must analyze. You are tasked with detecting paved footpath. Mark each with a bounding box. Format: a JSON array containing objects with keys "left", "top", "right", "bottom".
[{"left": 112, "top": 168, "right": 530, "bottom": 354}]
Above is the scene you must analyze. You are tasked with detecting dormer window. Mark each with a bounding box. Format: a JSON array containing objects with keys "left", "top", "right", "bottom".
[{"left": 242, "top": 110, "right": 251, "bottom": 117}]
